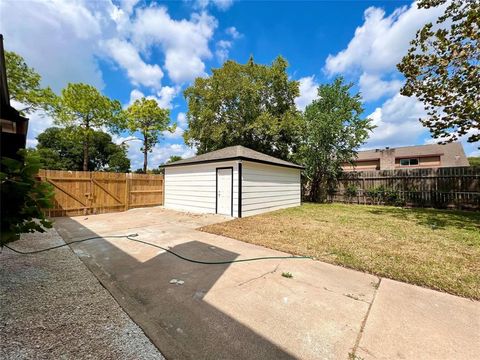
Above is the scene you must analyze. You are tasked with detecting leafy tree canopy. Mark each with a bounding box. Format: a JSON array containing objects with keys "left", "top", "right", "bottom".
[
  {"left": 5, "top": 50, "right": 57, "bottom": 114},
  {"left": 300, "top": 77, "right": 374, "bottom": 202},
  {"left": 53, "top": 83, "right": 123, "bottom": 170},
  {"left": 32, "top": 127, "right": 130, "bottom": 172},
  {"left": 184, "top": 56, "right": 302, "bottom": 160},
  {"left": 397, "top": 0, "right": 479, "bottom": 144},
  {"left": 166, "top": 155, "right": 183, "bottom": 163},
  {"left": 124, "top": 98, "right": 172, "bottom": 173},
  {"left": 468, "top": 157, "right": 480, "bottom": 167}
]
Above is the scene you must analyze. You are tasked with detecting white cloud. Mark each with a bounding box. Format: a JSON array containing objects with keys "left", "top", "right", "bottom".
[
  {"left": 131, "top": 7, "right": 217, "bottom": 83},
  {"left": 194, "top": 0, "right": 234, "bottom": 11},
  {"left": 176, "top": 112, "right": 188, "bottom": 128},
  {"left": 295, "top": 76, "right": 319, "bottom": 110},
  {"left": 225, "top": 26, "right": 241, "bottom": 39},
  {"left": 124, "top": 140, "right": 195, "bottom": 169},
  {"left": 215, "top": 40, "right": 232, "bottom": 63},
  {"left": 1, "top": 0, "right": 223, "bottom": 92},
  {"left": 359, "top": 72, "right": 403, "bottom": 102},
  {"left": 364, "top": 93, "right": 426, "bottom": 148},
  {"left": 363, "top": 92, "right": 478, "bottom": 156},
  {"left": 105, "top": 38, "right": 164, "bottom": 89},
  {"left": 127, "top": 87, "right": 180, "bottom": 109},
  {"left": 162, "top": 111, "right": 191, "bottom": 140},
  {"left": 156, "top": 86, "right": 180, "bottom": 109},
  {"left": 326, "top": 1, "right": 457, "bottom": 152},
  {"left": 112, "top": 133, "right": 195, "bottom": 169},
  {"left": 163, "top": 126, "right": 184, "bottom": 139},
  {"left": 215, "top": 26, "right": 242, "bottom": 63},
  {"left": 3, "top": 0, "right": 227, "bottom": 170},
  {"left": 324, "top": 3, "right": 446, "bottom": 76},
  {"left": 119, "top": 0, "right": 139, "bottom": 14},
  {"left": 150, "top": 143, "right": 196, "bottom": 166},
  {"left": 0, "top": 0, "right": 107, "bottom": 91}
]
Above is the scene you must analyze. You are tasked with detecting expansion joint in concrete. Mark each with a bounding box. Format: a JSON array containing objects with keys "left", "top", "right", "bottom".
[{"left": 351, "top": 277, "right": 382, "bottom": 357}]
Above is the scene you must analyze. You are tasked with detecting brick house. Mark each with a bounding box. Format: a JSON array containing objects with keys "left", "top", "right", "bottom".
[{"left": 343, "top": 142, "right": 469, "bottom": 171}]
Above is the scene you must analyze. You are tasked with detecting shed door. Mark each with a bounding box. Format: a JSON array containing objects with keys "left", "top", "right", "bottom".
[{"left": 216, "top": 168, "right": 232, "bottom": 216}]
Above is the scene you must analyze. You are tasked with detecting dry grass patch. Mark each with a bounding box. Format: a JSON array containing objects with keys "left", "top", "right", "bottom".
[{"left": 200, "top": 203, "right": 480, "bottom": 299}]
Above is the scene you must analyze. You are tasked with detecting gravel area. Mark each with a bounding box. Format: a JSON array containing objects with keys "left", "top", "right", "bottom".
[{"left": 0, "top": 228, "right": 164, "bottom": 360}]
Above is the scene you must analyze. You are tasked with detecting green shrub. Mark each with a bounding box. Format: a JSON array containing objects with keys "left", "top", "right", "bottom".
[
  {"left": 344, "top": 185, "right": 358, "bottom": 204},
  {"left": 365, "top": 186, "right": 384, "bottom": 205},
  {"left": 365, "top": 186, "right": 404, "bottom": 206},
  {"left": 383, "top": 188, "right": 405, "bottom": 207},
  {"left": 1, "top": 150, "right": 54, "bottom": 246}
]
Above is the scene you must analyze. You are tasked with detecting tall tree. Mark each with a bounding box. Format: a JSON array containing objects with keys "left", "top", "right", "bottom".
[
  {"left": 124, "top": 98, "right": 173, "bottom": 173},
  {"left": 5, "top": 51, "right": 57, "bottom": 114},
  {"left": 300, "top": 77, "right": 374, "bottom": 202},
  {"left": 184, "top": 56, "right": 302, "bottom": 160},
  {"left": 32, "top": 127, "right": 130, "bottom": 172},
  {"left": 397, "top": 0, "right": 479, "bottom": 144},
  {"left": 52, "top": 83, "right": 123, "bottom": 171}
]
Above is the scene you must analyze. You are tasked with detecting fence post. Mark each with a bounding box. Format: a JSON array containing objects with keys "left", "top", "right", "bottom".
[
  {"left": 125, "top": 173, "right": 130, "bottom": 211},
  {"left": 87, "top": 171, "right": 92, "bottom": 216},
  {"left": 362, "top": 177, "right": 366, "bottom": 204}
]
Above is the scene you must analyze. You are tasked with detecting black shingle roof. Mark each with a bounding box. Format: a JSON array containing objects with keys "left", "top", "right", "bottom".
[{"left": 163, "top": 145, "right": 304, "bottom": 169}]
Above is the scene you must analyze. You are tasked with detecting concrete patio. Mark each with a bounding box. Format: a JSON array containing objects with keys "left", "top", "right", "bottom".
[{"left": 51, "top": 207, "right": 479, "bottom": 360}]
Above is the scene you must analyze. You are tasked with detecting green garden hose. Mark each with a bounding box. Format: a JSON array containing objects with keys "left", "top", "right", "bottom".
[{"left": 3, "top": 233, "right": 312, "bottom": 264}]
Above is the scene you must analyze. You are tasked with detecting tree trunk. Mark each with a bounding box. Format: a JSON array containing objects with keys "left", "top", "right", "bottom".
[
  {"left": 83, "top": 123, "right": 90, "bottom": 171},
  {"left": 309, "top": 171, "right": 325, "bottom": 203},
  {"left": 309, "top": 178, "right": 320, "bottom": 203},
  {"left": 143, "top": 132, "right": 148, "bottom": 173},
  {"left": 143, "top": 147, "right": 148, "bottom": 173}
]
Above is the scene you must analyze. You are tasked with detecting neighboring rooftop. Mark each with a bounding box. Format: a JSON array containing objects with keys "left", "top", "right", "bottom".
[
  {"left": 351, "top": 142, "right": 470, "bottom": 168},
  {"left": 163, "top": 145, "right": 304, "bottom": 169},
  {"left": 357, "top": 142, "right": 468, "bottom": 160}
]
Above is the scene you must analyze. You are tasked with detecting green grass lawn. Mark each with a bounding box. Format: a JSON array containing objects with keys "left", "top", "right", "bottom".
[{"left": 201, "top": 203, "right": 480, "bottom": 299}]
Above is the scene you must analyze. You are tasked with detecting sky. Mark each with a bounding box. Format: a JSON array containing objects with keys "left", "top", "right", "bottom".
[{"left": 1, "top": 0, "right": 478, "bottom": 170}]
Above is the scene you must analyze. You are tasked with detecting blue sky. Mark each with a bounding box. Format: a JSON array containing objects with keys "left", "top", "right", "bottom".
[{"left": 1, "top": 0, "right": 477, "bottom": 169}]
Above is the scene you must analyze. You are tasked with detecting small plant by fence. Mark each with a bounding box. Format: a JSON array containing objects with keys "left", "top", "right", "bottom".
[
  {"left": 328, "top": 166, "right": 480, "bottom": 210},
  {"left": 37, "top": 170, "right": 164, "bottom": 217}
]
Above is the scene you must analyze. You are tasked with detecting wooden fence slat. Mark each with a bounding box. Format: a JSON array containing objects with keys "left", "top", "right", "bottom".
[
  {"left": 91, "top": 178, "right": 123, "bottom": 204},
  {"left": 47, "top": 179, "right": 88, "bottom": 207},
  {"left": 130, "top": 190, "right": 163, "bottom": 193},
  {"left": 39, "top": 170, "right": 164, "bottom": 217},
  {"left": 329, "top": 166, "right": 480, "bottom": 210}
]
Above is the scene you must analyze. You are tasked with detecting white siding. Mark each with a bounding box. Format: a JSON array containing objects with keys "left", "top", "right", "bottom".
[
  {"left": 164, "top": 161, "right": 239, "bottom": 217},
  {"left": 241, "top": 161, "right": 301, "bottom": 217}
]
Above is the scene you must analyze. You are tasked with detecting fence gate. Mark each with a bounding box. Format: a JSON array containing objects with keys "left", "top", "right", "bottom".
[{"left": 38, "top": 170, "right": 164, "bottom": 217}]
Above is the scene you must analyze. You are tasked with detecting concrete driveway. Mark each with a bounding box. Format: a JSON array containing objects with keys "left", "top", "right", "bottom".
[{"left": 54, "top": 207, "right": 479, "bottom": 360}]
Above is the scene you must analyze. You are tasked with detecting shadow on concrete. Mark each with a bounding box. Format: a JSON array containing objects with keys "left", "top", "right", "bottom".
[{"left": 54, "top": 216, "right": 295, "bottom": 360}]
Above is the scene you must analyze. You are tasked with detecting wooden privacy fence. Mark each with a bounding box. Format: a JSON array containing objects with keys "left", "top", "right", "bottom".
[
  {"left": 328, "top": 166, "right": 480, "bottom": 210},
  {"left": 38, "top": 170, "right": 164, "bottom": 217}
]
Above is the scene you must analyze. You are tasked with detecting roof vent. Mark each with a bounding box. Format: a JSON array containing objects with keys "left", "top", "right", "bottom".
[{"left": 385, "top": 147, "right": 390, "bottom": 150}]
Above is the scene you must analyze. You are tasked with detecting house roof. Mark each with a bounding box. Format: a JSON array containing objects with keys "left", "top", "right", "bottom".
[
  {"left": 163, "top": 145, "right": 304, "bottom": 169},
  {"left": 355, "top": 142, "right": 469, "bottom": 166}
]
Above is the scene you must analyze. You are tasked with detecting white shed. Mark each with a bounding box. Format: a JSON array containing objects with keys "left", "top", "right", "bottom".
[{"left": 163, "top": 145, "right": 303, "bottom": 217}]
